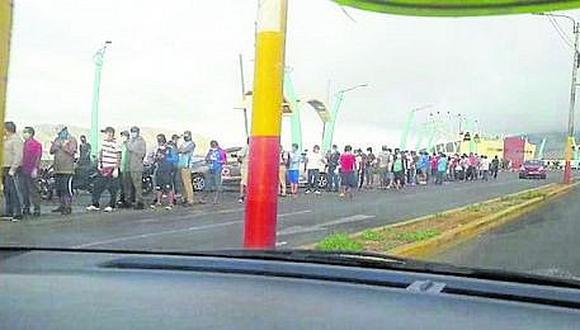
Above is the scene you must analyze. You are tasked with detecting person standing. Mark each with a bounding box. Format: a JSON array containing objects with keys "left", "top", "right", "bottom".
[
  {"left": 151, "top": 134, "right": 177, "bottom": 209},
  {"left": 480, "top": 155, "right": 490, "bottom": 182},
  {"left": 87, "top": 127, "right": 122, "bottom": 212},
  {"left": 355, "top": 149, "right": 367, "bottom": 190},
  {"left": 238, "top": 139, "right": 250, "bottom": 203},
  {"left": 392, "top": 150, "right": 405, "bottom": 190},
  {"left": 170, "top": 134, "right": 182, "bottom": 199},
  {"left": 326, "top": 145, "right": 340, "bottom": 193},
  {"left": 2, "top": 122, "right": 23, "bottom": 221},
  {"left": 117, "top": 130, "right": 132, "bottom": 208},
  {"left": 20, "top": 126, "right": 42, "bottom": 217},
  {"left": 364, "top": 147, "right": 376, "bottom": 189},
  {"left": 491, "top": 155, "right": 500, "bottom": 179},
  {"left": 205, "top": 140, "right": 226, "bottom": 205},
  {"left": 430, "top": 153, "right": 438, "bottom": 183},
  {"left": 50, "top": 126, "right": 77, "bottom": 215},
  {"left": 304, "top": 145, "right": 325, "bottom": 195},
  {"left": 279, "top": 144, "right": 290, "bottom": 197},
  {"left": 288, "top": 143, "right": 302, "bottom": 197},
  {"left": 377, "top": 146, "right": 389, "bottom": 189},
  {"left": 78, "top": 135, "right": 92, "bottom": 167},
  {"left": 177, "top": 131, "right": 195, "bottom": 206},
  {"left": 124, "top": 126, "right": 147, "bottom": 209},
  {"left": 339, "top": 145, "right": 357, "bottom": 199},
  {"left": 436, "top": 153, "right": 448, "bottom": 185}
]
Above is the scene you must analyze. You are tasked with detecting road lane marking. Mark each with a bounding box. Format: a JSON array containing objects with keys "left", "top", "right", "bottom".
[
  {"left": 278, "top": 210, "right": 312, "bottom": 218},
  {"left": 73, "top": 208, "right": 315, "bottom": 248},
  {"left": 214, "top": 207, "right": 245, "bottom": 214},
  {"left": 71, "top": 220, "right": 242, "bottom": 248},
  {"left": 277, "top": 214, "right": 376, "bottom": 236}
]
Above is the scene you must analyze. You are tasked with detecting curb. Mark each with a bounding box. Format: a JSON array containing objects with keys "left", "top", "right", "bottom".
[{"left": 388, "top": 181, "right": 579, "bottom": 259}]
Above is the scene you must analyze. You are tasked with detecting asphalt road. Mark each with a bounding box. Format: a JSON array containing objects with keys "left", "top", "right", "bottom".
[
  {"left": 0, "top": 172, "right": 565, "bottom": 252},
  {"left": 434, "top": 185, "right": 580, "bottom": 280}
]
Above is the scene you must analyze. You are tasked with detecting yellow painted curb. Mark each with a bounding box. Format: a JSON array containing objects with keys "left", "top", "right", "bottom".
[{"left": 388, "top": 182, "right": 579, "bottom": 259}]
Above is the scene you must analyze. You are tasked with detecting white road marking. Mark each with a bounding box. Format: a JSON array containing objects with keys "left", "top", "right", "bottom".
[
  {"left": 71, "top": 220, "right": 242, "bottom": 248},
  {"left": 278, "top": 210, "right": 312, "bottom": 218},
  {"left": 276, "top": 241, "right": 288, "bottom": 247},
  {"left": 214, "top": 207, "right": 245, "bottom": 214},
  {"left": 73, "top": 208, "right": 315, "bottom": 248},
  {"left": 277, "top": 214, "right": 376, "bottom": 236}
]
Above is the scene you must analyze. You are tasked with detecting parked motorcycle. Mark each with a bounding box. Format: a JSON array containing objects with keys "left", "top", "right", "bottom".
[{"left": 37, "top": 166, "right": 55, "bottom": 201}]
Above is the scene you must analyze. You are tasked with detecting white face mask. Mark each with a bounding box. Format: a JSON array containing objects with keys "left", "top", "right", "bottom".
[
  {"left": 130, "top": 132, "right": 138, "bottom": 139},
  {"left": 23, "top": 133, "right": 31, "bottom": 140}
]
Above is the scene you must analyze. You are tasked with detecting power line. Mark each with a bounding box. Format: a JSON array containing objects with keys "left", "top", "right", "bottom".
[{"left": 548, "top": 15, "right": 574, "bottom": 49}]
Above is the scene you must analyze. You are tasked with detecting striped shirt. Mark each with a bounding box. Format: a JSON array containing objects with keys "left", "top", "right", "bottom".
[{"left": 100, "top": 138, "right": 121, "bottom": 168}]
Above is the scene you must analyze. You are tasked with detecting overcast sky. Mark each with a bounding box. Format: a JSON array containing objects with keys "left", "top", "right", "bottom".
[{"left": 6, "top": 0, "right": 580, "bottom": 148}]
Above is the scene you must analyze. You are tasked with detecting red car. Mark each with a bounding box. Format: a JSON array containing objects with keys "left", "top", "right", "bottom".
[{"left": 519, "top": 160, "right": 547, "bottom": 179}]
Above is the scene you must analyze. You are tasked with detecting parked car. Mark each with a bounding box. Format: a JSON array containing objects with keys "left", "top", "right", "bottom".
[
  {"left": 519, "top": 160, "right": 547, "bottom": 179},
  {"left": 190, "top": 147, "right": 243, "bottom": 191},
  {"left": 189, "top": 147, "right": 329, "bottom": 191}
]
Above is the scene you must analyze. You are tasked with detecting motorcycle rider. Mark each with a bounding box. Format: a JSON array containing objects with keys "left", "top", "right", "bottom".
[
  {"left": 21, "top": 126, "right": 42, "bottom": 217},
  {"left": 50, "top": 126, "right": 77, "bottom": 215}
]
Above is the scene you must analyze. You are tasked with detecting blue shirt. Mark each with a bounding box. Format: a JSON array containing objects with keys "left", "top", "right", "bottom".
[
  {"left": 207, "top": 148, "right": 225, "bottom": 172},
  {"left": 437, "top": 157, "right": 448, "bottom": 172},
  {"left": 289, "top": 151, "right": 302, "bottom": 171}
]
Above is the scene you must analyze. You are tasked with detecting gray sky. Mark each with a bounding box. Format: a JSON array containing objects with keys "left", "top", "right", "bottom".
[{"left": 6, "top": 0, "right": 580, "bottom": 148}]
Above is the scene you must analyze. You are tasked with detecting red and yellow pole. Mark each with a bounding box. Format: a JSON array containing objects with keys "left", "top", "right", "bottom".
[
  {"left": 243, "top": 0, "right": 288, "bottom": 249},
  {"left": 0, "top": 0, "right": 13, "bottom": 167}
]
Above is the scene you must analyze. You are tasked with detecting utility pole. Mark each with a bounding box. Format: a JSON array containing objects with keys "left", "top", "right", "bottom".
[
  {"left": 564, "top": 21, "right": 579, "bottom": 184},
  {"left": 239, "top": 54, "right": 249, "bottom": 141},
  {"left": 243, "top": 0, "right": 288, "bottom": 249},
  {"left": 537, "top": 13, "right": 579, "bottom": 184}
]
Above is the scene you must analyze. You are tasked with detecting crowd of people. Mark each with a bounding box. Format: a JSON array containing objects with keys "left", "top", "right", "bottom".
[
  {"left": 1, "top": 122, "right": 228, "bottom": 220},
  {"left": 1, "top": 120, "right": 505, "bottom": 221},
  {"left": 267, "top": 144, "right": 503, "bottom": 200}
]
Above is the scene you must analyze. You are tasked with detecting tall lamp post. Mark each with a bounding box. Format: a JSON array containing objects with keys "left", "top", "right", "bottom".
[
  {"left": 321, "top": 83, "right": 367, "bottom": 151},
  {"left": 537, "top": 13, "right": 579, "bottom": 184},
  {"left": 90, "top": 40, "right": 112, "bottom": 160}
]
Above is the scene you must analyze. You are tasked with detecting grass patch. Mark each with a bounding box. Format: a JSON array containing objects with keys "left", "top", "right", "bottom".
[
  {"left": 519, "top": 191, "right": 547, "bottom": 200},
  {"left": 360, "top": 230, "right": 384, "bottom": 241},
  {"left": 316, "top": 233, "right": 363, "bottom": 252},
  {"left": 395, "top": 229, "right": 440, "bottom": 243},
  {"left": 465, "top": 204, "right": 483, "bottom": 212}
]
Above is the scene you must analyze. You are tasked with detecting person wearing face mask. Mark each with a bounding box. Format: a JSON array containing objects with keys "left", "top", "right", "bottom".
[
  {"left": 123, "top": 126, "right": 147, "bottom": 209},
  {"left": 2, "top": 121, "right": 24, "bottom": 221},
  {"left": 20, "top": 126, "right": 42, "bottom": 217},
  {"left": 78, "top": 135, "right": 92, "bottom": 167},
  {"left": 151, "top": 133, "right": 177, "bottom": 210},
  {"left": 50, "top": 125, "right": 77, "bottom": 215},
  {"left": 177, "top": 130, "right": 195, "bottom": 206},
  {"left": 205, "top": 140, "right": 226, "bottom": 205}
]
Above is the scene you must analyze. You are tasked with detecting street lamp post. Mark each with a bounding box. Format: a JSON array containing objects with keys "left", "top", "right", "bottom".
[
  {"left": 321, "top": 83, "right": 367, "bottom": 151},
  {"left": 90, "top": 41, "right": 112, "bottom": 160},
  {"left": 400, "top": 104, "right": 432, "bottom": 151}
]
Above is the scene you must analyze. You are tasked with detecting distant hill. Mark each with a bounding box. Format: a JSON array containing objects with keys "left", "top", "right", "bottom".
[
  {"left": 526, "top": 131, "right": 580, "bottom": 159},
  {"left": 30, "top": 124, "right": 211, "bottom": 160}
]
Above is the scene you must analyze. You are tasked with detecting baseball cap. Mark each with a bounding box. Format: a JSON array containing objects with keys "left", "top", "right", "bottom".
[
  {"left": 100, "top": 126, "right": 115, "bottom": 134},
  {"left": 120, "top": 130, "right": 129, "bottom": 137}
]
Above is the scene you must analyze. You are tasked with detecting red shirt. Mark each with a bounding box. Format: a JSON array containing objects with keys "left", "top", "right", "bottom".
[
  {"left": 22, "top": 138, "right": 42, "bottom": 175},
  {"left": 339, "top": 153, "right": 356, "bottom": 172}
]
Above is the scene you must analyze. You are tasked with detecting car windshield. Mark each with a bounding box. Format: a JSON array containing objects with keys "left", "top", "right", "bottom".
[
  {"left": 524, "top": 160, "right": 543, "bottom": 166},
  {"left": 3, "top": 0, "right": 580, "bottom": 286}
]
